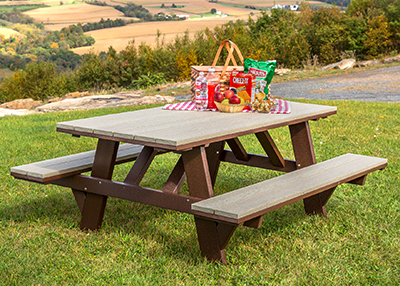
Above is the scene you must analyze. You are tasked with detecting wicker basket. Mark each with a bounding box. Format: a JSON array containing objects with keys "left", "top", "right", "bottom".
[
  {"left": 215, "top": 101, "right": 246, "bottom": 113},
  {"left": 191, "top": 40, "right": 244, "bottom": 102}
]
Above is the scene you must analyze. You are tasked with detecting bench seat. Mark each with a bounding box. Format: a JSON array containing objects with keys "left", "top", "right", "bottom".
[
  {"left": 192, "top": 153, "right": 387, "bottom": 224},
  {"left": 11, "top": 143, "right": 144, "bottom": 184}
]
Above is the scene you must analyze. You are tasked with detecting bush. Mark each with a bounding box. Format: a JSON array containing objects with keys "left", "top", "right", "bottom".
[{"left": 0, "top": 62, "right": 72, "bottom": 102}]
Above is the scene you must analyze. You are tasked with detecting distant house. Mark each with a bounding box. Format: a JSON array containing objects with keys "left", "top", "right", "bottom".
[
  {"left": 274, "top": 4, "right": 299, "bottom": 11},
  {"left": 271, "top": 4, "right": 283, "bottom": 9},
  {"left": 176, "top": 14, "right": 190, "bottom": 19}
]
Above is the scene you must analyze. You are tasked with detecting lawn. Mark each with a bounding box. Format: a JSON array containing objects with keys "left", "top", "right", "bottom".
[{"left": 0, "top": 99, "right": 399, "bottom": 284}]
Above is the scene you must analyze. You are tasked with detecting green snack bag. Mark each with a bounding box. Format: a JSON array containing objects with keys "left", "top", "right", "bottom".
[{"left": 244, "top": 58, "right": 276, "bottom": 100}]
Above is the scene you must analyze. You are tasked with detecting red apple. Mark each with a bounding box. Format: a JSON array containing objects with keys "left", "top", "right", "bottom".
[
  {"left": 229, "top": 95, "right": 241, "bottom": 104},
  {"left": 224, "top": 89, "right": 235, "bottom": 99},
  {"left": 213, "top": 92, "right": 224, "bottom": 103}
]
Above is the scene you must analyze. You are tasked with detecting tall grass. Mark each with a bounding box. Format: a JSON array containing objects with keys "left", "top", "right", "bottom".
[{"left": 0, "top": 100, "right": 399, "bottom": 285}]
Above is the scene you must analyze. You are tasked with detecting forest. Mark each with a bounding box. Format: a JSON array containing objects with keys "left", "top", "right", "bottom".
[{"left": 0, "top": 0, "right": 399, "bottom": 103}]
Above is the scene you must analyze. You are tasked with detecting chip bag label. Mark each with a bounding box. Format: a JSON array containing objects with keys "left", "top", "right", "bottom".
[
  {"left": 244, "top": 59, "right": 276, "bottom": 100},
  {"left": 229, "top": 71, "right": 255, "bottom": 104}
]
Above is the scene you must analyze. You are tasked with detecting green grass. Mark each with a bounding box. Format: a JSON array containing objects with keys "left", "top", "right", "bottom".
[
  {"left": 1, "top": 99, "right": 399, "bottom": 284},
  {"left": 0, "top": 5, "right": 50, "bottom": 13},
  {"left": 0, "top": 68, "right": 14, "bottom": 81}
]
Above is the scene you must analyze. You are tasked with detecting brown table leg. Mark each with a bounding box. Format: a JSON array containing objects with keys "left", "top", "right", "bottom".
[
  {"left": 289, "top": 122, "right": 332, "bottom": 217},
  {"left": 79, "top": 139, "right": 119, "bottom": 230},
  {"left": 182, "top": 146, "right": 213, "bottom": 199},
  {"left": 183, "top": 145, "right": 237, "bottom": 264}
]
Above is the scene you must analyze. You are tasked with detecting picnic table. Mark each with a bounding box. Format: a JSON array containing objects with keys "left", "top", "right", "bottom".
[{"left": 11, "top": 101, "right": 387, "bottom": 265}]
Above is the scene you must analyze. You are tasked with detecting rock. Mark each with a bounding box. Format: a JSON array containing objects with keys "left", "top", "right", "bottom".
[
  {"left": 356, "top": 60, "right": 380, "bottom": 67},
  {"left": 36, "top": 94, "right": 175, "bottom": 112},
  {"left": 320, "top": 59, "right": 356, "bottom": 71},
  {"left": 0, "top": 108, "right": 35, "bottom": 117},
  {"left": 337, "top": 59, "right": 356, "bottom": 69},
  {"left": 0, "top": 98, "right": 42, "bottom": 110},
  {"left": 382, "top": 55, "right": 400, "bottom": 63},
  {"left": 48, "top": 91, "right": 91, "bottom": 103},
  {"left": 275, "top": 68, "right": 291, "bottom": 76}
]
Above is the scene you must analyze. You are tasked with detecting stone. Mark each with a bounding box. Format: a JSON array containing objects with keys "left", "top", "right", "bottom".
[
  {"left": 0, "top": 108, "right": 35, "bottom": 117},
  {"left": 356, "top": 60, "right": 380, "bottom": 67},
  {"left": 382, "top": 55, "right": 400, "bottom": 63},
  {"left": 0, "top": 98, "right": 42, "bottom": 110},
  {"left": 275, "top": 68, "right": 291, "bottom": 76},
  {"left": 36, "top": 94, "right": 175, "bottom": 112},
  {"left": 337, "top": 59, "right": 356, "bottom": 69},
  {"left": 320, "top": 59, "right": 356, "bottom": 71}
]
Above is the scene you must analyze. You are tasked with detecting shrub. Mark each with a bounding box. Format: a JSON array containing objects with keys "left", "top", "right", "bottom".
[{"left": 0, "top": 62, "right": 67, "bottom": 102}]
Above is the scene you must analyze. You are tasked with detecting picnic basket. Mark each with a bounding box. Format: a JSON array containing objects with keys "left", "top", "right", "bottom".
[{"left": 190, "top": 40, "right": 244, "bottom": 102}]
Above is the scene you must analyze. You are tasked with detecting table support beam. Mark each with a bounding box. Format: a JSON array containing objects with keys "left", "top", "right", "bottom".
[
  {"left": 124, "top": 146, "right": 158, "bottom": 185},
  {"left": 256, "top": 131, "right": 285, "bottom": 168},
  {"left": 226, "top": 138, "right": 249, "bottom": 161},
  {"left": 162, "top": 157, "right": 186, "bottom": 194},
  {"left": 79, "top": 139, "right": 119, "bottom": 230},
  {"left": 182, "top": 146, "right": 214, "bottom": 199},
  {"left": 206, "top": 141, "right": 225, "bottom": 187}
]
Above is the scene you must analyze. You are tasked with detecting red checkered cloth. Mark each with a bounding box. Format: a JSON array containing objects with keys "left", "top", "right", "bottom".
[{"left": 163, "top": 99, "right": 291, "bottom": 114}]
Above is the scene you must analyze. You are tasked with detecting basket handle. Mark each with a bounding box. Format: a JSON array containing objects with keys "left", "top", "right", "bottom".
[{"left": 212, "top": 40, "right": 244, "bottom": 77}]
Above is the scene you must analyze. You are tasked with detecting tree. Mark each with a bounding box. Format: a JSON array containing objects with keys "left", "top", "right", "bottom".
[{"left": 211, "top": 8, "right": 217, "bottom": 14}]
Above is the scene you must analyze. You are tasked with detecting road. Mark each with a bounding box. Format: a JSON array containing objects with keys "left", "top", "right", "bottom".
[{"left": 271, "top": 65, "right": 400, "bottom": 102}]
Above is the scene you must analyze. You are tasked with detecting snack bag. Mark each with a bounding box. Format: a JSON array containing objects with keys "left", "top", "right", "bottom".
[
  {"left": 229, "top": 71, "right": 255, "bottom": 104},
  {"left": 244, "top": 59, "right": 276, "bottom": 100}
]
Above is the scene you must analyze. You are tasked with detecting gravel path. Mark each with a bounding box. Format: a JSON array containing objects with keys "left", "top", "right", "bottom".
[{"left": 271, "top": 65, "right": 400, "bottom": 102}]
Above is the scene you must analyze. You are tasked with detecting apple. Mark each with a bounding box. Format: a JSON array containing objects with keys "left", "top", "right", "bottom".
[
  {"left": 224, "top": 89, "right": 235, "bottom": 99},
  {"left": 229, "top": 95, "right": 241, "bottom": 104},
  {"left": 213, "top": 92, "right": 224, "bottom": 103}
]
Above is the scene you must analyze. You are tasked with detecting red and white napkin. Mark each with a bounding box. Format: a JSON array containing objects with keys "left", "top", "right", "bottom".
[{"left": 163, "top": 99, "right": 291, "bottom": 114}]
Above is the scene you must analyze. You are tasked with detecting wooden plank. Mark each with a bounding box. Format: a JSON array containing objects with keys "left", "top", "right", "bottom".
[
  {"left": 191, "top": 154, "right": 387, "bottom": 219},
  {"left": 56, "top": 108, "right": 162, "bottom": 132},
  {"left": 10, "top": 144, "right": 143, "bottom": 180},
  {"left": 57, "top": 102, "right": 337, "bottom": 149},
  {"left": 95, "top": 110, "right": 206, "bottom": 138}
]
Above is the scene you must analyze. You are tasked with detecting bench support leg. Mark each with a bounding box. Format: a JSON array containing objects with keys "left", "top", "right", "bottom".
[
  {"left": 304, "top": 187, "right": 336, "bottom": 217},
  {"left": 72, "top": 189, "right": 86, "bottom": 214},
  {"left": 194, "top": 216, "right": 237, "bottom": 265},
  {"left": 79, "top": 139, "right": 119, "bottom": 231}
]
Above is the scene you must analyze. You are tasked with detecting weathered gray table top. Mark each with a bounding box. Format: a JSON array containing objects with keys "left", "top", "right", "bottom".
[{"left": 57, "top": 102, "right": 337, "bottom": 150}]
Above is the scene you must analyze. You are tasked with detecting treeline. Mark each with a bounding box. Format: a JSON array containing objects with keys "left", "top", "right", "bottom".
[
  {"left": 318, "top": 0, "right": 351, "bottom": 7},
  {"left": 80, "top": 18, "right": 128, "bottom": 32},
  {"left": 114, "top": 2, "right": 184, "bottom": 21},
  {"left": 1, "top": 0, "right": 399, "bottom": 103}
]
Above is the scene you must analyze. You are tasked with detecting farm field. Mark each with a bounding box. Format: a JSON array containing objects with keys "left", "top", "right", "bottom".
[
  {"left": 71, "top": 14, "right": 258, "bottom": 54},
  {"left": 23, "top": 3, "right": 126, "bottom": 24},
  {"left": 19, "top": 0, "right": 326, "bottom": 54}
]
